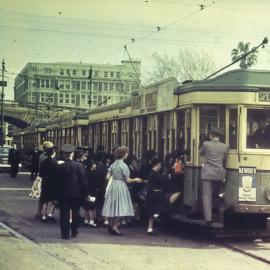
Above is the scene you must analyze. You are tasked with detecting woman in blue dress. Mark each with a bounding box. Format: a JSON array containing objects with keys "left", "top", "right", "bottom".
[{"left": 102, "top": 146, "right": 142, "bottom": 235}]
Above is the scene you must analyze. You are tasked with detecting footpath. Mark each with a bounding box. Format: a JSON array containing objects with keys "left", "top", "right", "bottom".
[{"left": 0, "top": 221, "right": 73, "bottom": 270}]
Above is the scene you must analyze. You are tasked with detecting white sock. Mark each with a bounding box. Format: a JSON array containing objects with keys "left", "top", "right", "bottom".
[
  {"left": 147, "top": 228, "right": 153, "bottom": 233},
  {"left": 153, "top": 214, "right": 159, "bottom": 218},
  {"left": 84, "top": 219, "right": 89, "bottom": 224},
  {"left": 48, "top": 213, "right": 53, "bottom": 217},
  {"left": 104, "top": 220, "right": 109, "bottom": 225}
]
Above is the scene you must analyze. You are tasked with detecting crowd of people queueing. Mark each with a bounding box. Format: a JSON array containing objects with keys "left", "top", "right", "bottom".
[{"left": 27, "top": 141, "right": 183, "bottom": 239}]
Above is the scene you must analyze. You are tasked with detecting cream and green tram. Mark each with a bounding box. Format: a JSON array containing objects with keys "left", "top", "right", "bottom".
[{"left": 174, "top": 70, "right": 270, "bottom": 230}]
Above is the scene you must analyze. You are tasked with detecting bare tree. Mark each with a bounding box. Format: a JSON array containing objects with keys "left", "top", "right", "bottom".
[{"left": 146, "top": 49, "right": 216, "bottom": 83}]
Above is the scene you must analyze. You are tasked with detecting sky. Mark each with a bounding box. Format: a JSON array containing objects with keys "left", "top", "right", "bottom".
[{"left": 1, "top": 0, "right": 270, "bottom": 99}]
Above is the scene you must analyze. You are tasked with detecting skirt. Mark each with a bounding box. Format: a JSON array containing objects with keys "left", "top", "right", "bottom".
[
  {"left": 146, "top": 190, "right": 171, "bottom": 217},
  {"left": 102, "top": 180, "right": 135, "bottom": 218}
]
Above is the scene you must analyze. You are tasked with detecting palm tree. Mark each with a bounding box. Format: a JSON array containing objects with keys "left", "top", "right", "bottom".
[{"left": 231, "top": 42, "right": 258, "bottom": 69}]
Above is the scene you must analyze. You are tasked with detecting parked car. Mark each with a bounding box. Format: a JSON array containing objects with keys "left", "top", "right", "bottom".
[{"left": 0, "top": 145, "right": 12, "bottom": 171}]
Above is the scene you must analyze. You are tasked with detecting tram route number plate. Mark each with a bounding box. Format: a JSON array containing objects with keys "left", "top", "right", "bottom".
[{"left": 238, "top": 167, "right": 256, "bottom": 202}]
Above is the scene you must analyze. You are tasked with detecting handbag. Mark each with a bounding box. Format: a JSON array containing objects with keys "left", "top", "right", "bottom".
[{"left": 29, "top": 176, "right": 42, "bottom": 199}]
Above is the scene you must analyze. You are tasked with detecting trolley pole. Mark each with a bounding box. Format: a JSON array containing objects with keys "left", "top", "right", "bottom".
[
  {"left": 88, "top": 66, "right": 93, "bottom": 111},
  {"left": 0, "top": 59, "right": 5, "bottom": 146}
]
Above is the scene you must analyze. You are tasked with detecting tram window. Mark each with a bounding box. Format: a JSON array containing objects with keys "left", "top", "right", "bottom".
[
  {"left": 246, "top": 109, "right": 270, "bottom": 149},
  {"left": 229, "top": 109, "right": 237, "bottom": 149},
  {"left": 199, "top": 106, "right": 225, "bottom": 147}
]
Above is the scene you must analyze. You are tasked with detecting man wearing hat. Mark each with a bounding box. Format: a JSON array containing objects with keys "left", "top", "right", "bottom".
[
  {"left": 199, "top": 127, "right": 228, "bottom": 225},
  {"left": 57, "top": 144, "right": 90, "bottom": 239},
  {"left": 8, "top": 142, "right": 20, "bottom": 178}
]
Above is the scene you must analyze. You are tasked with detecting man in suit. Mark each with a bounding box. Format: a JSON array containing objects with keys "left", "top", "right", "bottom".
[
  {"left": 57, "top": 144, "right": 91, "bottom": 239},
  {"left": 8, "top": 142, "right": 20, "bottom": 178},
  {"left": 199, "top": 127, "right": 228, "bottom": 224}
]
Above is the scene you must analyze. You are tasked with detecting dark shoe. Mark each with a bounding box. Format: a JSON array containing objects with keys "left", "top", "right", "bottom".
[
  {"left": 111, "top": 228, "right": 123, "bottom": 236},
  {"left": 41, "top": 216, "right": 48, "bottom": 223},
  {"left": 71, "top": 230, "right": 79, "bottom": 238},
  {"left": 87, "top": 223, "right": 98, "bottom": 228},
  {"left": 47, "top": 216, "right": 56, "bottom": 222},
  {"left": 147, "top": 231, "right": 158, "bottom": 236},
  {"left": 108, "top": 226, "right": 114, "bottom": 234}
]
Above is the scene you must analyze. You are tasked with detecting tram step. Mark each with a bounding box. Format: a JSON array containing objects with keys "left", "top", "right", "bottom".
[{"left": 171, "top": 214, "right": 224, "bottom": 228}]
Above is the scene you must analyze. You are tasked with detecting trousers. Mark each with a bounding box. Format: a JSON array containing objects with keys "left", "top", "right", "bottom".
[
  {"left": 202, "top": 180, "right": 222, "bottom": 222},
  {"left": 59, "top": 198, "right": 81, "bottom": 239}
]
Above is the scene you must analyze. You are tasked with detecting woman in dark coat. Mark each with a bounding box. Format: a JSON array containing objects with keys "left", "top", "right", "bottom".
[
  {"left": 84, "top": 160, "right": 99, "bottom": 227},
  {"left": 146, "top": 158, "right": 181, "bottom": 235},
  {"left": 39, "top": 147, "right": 59, "bottom": 222}
]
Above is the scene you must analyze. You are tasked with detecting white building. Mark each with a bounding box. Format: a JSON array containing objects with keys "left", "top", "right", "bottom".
[{"left": 14, "top": 60, "right": 141, "bottom": 110}]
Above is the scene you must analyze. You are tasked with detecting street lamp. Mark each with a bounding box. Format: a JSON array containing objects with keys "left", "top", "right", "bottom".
[
  {"left": 88, "top": 66, "right": 93, "bottom": 111},
  {"left": 0, "top": 59, "right": 6, "bottom": 146}
]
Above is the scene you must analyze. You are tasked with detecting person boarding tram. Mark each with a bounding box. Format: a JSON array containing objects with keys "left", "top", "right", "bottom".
[{"left": 199, "top": 127, "right": 228, "bottom": 225}]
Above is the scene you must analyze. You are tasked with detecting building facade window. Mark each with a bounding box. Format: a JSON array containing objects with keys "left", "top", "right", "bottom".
[
  {"left": 59, "top": 80, "right": 64, "bottom": 89},
  {"left": 60, "top": 69, "right": 64, "bottom": 75},
  {"left": 76, "top": 81, "right": 80, "bottom": 90},
  {"left": 72, "top": 81, "right": 76, "bottom": 90},
  {"left": 94, "top": 71, "right": 98, "bottom": 77},
  {"left": 115, "top": 83, "right": 120, "bottom": 91},
  {"left": 72, "top": 70, "right": 76, "bottom": 75},
  {"left": 66, "top": 69, "right": 70, "bottom": 75},
  {"left": 110, "top": 72, "right": 114, "bottom": 77},
  {"left": 59, "top": 94, "right": 64, "bottom": 104},
  {"left": 125, "top": 83, "right": 130, "bottom": 92},
  {"left": 116, "top": 72, "right": 120, "bottom": 78},
  {"left": 82, "top": 70, "right": 86, "bottom": 76},
  {"left": 65, "top": 81, "right": 70, "bottom": 89},
  {"left": 104, "top": 71, "right": 108, "bottom": 77},
  {"left": 93, "top": 82, "right": 98, "bottom": 90},
  {"left": 65, "top": 94, "right": 70, "bottom": 104},
  {"left": 104, "top": 82, "right": 108, "bottom": 91},
  {"left": 81, "top": 94, "right": 86, "bottom": 104},
  {"left": 109, "top": 83, "right": 114, "bottom": 91},
  {"left": 82, "top": 81, "right": 86, "bottom": 90},
  {"left": 71, "top": 94, "right": 75, "bottom": 104},
  {"left": 41, "top": 79, "right": 45, "bottom": 88},
  {"left": 98, "top": 82, "right": 102, "bottom": 92}
]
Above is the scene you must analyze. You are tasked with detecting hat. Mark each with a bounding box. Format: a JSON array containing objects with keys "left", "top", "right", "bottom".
[
  {"left": 61, "top": 144, "right": 75, "bottom": 153},
  {"left": 209, "top": 127, "right": 221, "bottom": 136},
  {"left": 42, "top": 141, "right": 54, "bottom": 150}
]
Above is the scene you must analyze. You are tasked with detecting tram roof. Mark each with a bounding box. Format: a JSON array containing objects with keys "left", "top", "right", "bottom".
[{"left": 174, "top": 69, "right": 270, "bottom": 95}]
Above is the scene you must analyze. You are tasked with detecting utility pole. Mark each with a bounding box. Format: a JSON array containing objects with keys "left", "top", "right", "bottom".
[
  {"left": 0, "top": 59, "right": 5, "bottom": 146},
  {"left": 88, "top": 66, "right": 93, "bottom": 111}
]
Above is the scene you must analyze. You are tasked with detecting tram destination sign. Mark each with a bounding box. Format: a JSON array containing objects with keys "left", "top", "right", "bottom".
[
  {"left": 238, "top": 166, "right": 256, "bottom": 202},
  {"left": 258, "top": 89, "right": 270, "bottom": 102}
]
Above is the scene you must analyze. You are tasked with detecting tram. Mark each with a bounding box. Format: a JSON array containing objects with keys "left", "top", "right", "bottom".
[
  {"left": 174, "top": 69, "right": 270, "bottom": 232},
  {"left": 13, "top": 69, "right": 270, "bottom": 233}
]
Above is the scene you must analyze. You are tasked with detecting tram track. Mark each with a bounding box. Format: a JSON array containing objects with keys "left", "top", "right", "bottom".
[{"left": 222, "top": 241, "right": 270, "bottom": 265}]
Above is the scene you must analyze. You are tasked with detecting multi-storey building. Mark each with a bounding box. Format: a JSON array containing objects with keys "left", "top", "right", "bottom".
[{"left": 14, "top": 60, "right": 141, "bottom": 110}]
